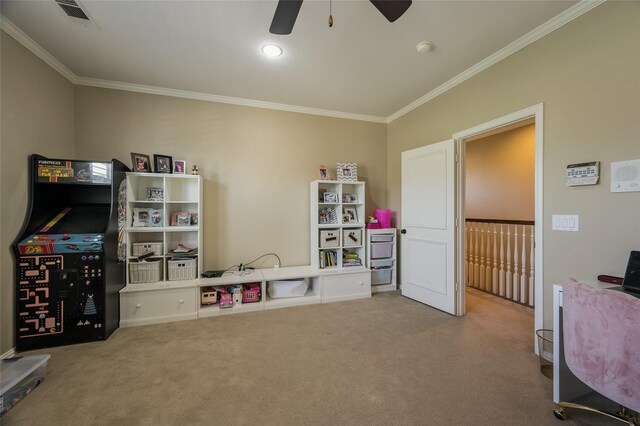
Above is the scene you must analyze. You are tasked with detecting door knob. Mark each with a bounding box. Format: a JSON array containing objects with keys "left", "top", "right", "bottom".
[{"left": 401, "top": 229, "right": 407, "bottom": 234}]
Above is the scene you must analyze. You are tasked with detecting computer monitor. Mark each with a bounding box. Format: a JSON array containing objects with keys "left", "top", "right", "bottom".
[{"left": 622, "top": 250, "right": 640, "bottom": 294}]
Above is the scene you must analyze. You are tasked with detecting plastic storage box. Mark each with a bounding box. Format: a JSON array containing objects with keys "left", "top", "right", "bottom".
[
  {"left": 129, "top": 259, "right": 161, "bottom": 283},
  {"left": 1, "top": 354, "right": 50, "bottom": 416},
  {"left": 371, "top": 242, "right": 393, "bottom": 259},
  {"left": 267, "top": 278, "right": 308, "bottom": 298}
]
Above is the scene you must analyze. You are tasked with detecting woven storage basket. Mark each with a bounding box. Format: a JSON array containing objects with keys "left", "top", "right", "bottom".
[
  {"left": 168, "top": 258, "right": 197, "bottom": 281},
  {"left": 129, "top": 259, "right": 161, "bottom": 283},
  {"left": 320, "top": 230, "right": 340, "bottom": 248},
  {"left": 131, "top": 242, "right": 163, "bottom": 257}
]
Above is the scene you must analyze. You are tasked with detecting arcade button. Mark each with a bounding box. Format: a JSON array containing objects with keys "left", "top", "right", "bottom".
[{"left": 62, "top": 234, "right": 70, "bottom": 240}]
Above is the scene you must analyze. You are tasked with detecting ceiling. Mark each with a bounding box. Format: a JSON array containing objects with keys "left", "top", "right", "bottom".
[{"left": 1, "top": 0, "right": 582, "bottom": 121}]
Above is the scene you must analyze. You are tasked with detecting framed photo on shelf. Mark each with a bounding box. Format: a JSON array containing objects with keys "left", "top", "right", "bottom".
[
  {"left": 132, "top": 208, "right": 150, "bottom": 227},
  {"left": 146, "top": 187, "right": 164, "bottom": 201},
  {"left": 336, "top": 162, "right": 357, "bottom": 181},
  {"left": 342, "top": 214, "right": 351, "bottom": 223},
  {"left": 173, "top": 160, "right": 186, "bottom": 175},
  {"left": 344, "top": 207, "right": 357, "bottom": 223},
  {"left": 323, "top": 192, "right": 338, "bottom": 203},
  {"left": 154, "top": 154, "right": 173, "bottom": 174},
  {"left": 318, "top": 165, "right": 330, "bottom": 180},
  {"left": 342, "top": 193, "right": 357, "bottom": 203},
  {"left": 148, "top": 208, "right": 163, "bottom": 227},
  {"left": 131, "top": 153, "right": 151, "bottom": 173}
]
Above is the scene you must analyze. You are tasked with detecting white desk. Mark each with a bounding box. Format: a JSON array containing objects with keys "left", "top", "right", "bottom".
[{"left": 552, "top": 281, "right": 617, "bottom": 403}]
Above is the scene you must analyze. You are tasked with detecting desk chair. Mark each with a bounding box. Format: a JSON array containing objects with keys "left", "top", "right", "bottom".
[{"left": 554, "top": 279, "right": 640, "bottom": 424}]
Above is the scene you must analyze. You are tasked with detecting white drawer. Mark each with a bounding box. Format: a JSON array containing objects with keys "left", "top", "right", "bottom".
[
  {"left": 322, "top": 271, "right": 371, "bottom": 302},
  {"left": 120, "top": 287, "right": 197, "bottom": 326}
]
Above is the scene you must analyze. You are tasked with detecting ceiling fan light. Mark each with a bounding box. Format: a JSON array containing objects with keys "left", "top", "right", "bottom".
[{"left": 262, "top": 44, "right": 283, "bottom": 57}]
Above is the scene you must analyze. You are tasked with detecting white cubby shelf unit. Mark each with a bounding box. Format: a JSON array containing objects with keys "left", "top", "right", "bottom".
[
  {"left": 124, "top": 172, "right": 202, "bottom": 286},
  {"left": 310, "top": 180, "right": 367, "bottom": 271}
]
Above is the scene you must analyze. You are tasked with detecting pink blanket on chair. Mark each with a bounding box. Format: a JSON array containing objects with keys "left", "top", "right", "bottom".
[{"left": 563, "top": 278, "right": 640, "bottom": 412}]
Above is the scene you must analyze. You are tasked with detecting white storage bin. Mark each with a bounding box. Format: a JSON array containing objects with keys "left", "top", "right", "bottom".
[
  {"left": 129, "top": 259, "right": 162, "bottom": 283},
  {"left": 371, "top": 242, "right": 393, "bottom": 259},
  {"left": 267, "top": 278, "right": 308, "bottom": 298},
  {"left": 371, "top": 259, "right": 394, "bottom": 269},
  {"left": 1, "top": 354, "right": 50, "bottom": 415},
  {"left": 131, "top": 242, "right": 163, "bottom": 257},
  {"left": 168, "top": 258, "right": 197, "bottom": 281},
  {"left": 371, "top": 269, "right": 392, "bottom": 286},
  {"left": 371, "top": 234, "right": 394, "bottom": 243},
  {"left": 320, "top": 230, "right": 340, "bottom": 248}
]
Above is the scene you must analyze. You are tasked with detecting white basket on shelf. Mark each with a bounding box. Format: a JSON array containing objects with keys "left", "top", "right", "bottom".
[
  {"left": 131, "top": 242, "right": 163, "bottom": 257},
  {"left": 320, "top": 230, "right": 340, "bottom": 248},
  {"left": 168, "top": 258, "right": 197, "bottom": 281},
  {"left": 129, "top": 259, "right": 161, "bottom": 283}
]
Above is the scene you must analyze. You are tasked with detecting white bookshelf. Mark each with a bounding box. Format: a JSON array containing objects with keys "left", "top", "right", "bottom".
[{"left": 310, "top": 180, "right": 366, "bottom": 270}]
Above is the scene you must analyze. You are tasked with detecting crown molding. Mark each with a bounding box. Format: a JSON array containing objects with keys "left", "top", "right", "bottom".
[
  {"left": 385, "top": 0, "right": 606, "bottom": 123},
  {"left": 75, "top": 77, "right": 387, "bottom": 123},
  {"left": 1, "top": 15, "right": 78, "bottom": 83}
]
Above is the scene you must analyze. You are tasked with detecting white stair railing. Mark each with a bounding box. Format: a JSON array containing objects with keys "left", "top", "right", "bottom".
[{"left": 465, "top": 219, "right": 535, "bottom": 307}]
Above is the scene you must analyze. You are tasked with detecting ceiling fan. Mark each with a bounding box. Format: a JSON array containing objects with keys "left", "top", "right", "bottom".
[{"left": 269, "top": 0, "right": 412, "bottom": 35}]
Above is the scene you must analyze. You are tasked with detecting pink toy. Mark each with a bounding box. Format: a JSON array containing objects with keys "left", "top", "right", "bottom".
[
  {"left": 218, "top": 290, "right": 234, "bottom": 308},
  {"left": 242, "top": 282, "right": 261, "bottom": 303}
]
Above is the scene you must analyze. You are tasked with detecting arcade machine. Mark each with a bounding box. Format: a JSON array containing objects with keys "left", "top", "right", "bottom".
[{"left": 13, "top": 154, "right": 129, "bottom": 351}]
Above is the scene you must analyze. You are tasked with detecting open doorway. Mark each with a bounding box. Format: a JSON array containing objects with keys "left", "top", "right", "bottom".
[
  {"left": 464, "top": 119, "right": 535, "bottom": 308},
  {"left": 453, "top": 104, "right": 544, "bottom": 344}
]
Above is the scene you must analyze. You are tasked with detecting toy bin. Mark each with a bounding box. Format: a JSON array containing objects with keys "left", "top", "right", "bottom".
[
  {"left": 1, "top": 354, "right": 50, "bottom": 416},
  {"left": 371, "top": 269, "right": 392, "bottom": 286},
  {"left": 129, "top": 258, "right": 162, "bottom": 283},
  {"left": 267, "top": 278, "right": 308, "bottom": 298},
  {"left": 320, "top": 230, "right": 340, "bottom": 248},
  {"left": 131, "top": 242, "right": 163, "bottom": 257},
  {"left": 168, "top": 258, "right": 197, "bottom": 281}
]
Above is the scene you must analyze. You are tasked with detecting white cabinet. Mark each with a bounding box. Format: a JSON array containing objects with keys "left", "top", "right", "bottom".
[
  {"left": 321, "top": 271, "right": 371, "bottom": 302},
  {"left": 366, "top": 229, "right": 397, "bottom": 293},
  {"left": 124, "top": 172, "right": 202, "bottom": 285},
  {"left": 120, "top": 284, "right": 197, "bottom": 327},
  {"left": 310, "top": 180, "right": 366, "bottom": 270}
]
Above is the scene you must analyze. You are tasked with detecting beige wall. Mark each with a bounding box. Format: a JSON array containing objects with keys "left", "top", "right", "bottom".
[
  {"left": 0, "top": 31, "right": 76, "bottom": 354},
  {"left": 74, "top": 87, "right": 388, "bottom": 272},
  {"left": 388, "top": 2, "right": 640, "bottom": 327},
  {"left": 466, "top": 124, "right": 535, "bottom": 221}
]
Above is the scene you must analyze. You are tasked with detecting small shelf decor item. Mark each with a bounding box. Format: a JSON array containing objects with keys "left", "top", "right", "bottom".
[
  {"left": 131, "top": 153, "right": 151, "bottom": 173},
  {"left": 318, "top": 165, "right": 330, "bottom": 180},
  {"left": 171, "top": 211, "right": 191, "bottom": 226},
  {"left": 323, "top": 192, "right": 338, "bottom": 203},
  {"left": 148, "top": 208, "right": 163, "bottom": 227},
  {"left": 342, "top": 193, "right": 357, "bottom": 203},
  {"left": 336, "top": 163, "right": 357, "bottom": 181},
  {"left": 319, "top": 207, "right": 337, "bottom": 224},
  {"left": 146, "top": 187, "right": 164, "bottom": 201},
  {"left": 344, "top": 207, "right": 358, "bottom": 223},
  {"left": 173, "top": 160, "right": 186, "bottom": 175},
  {"left": 132, "top": 207, "right": 150, "bottom": 227},
  {"left": 154, "top": 154, "right": 173, "bottom": 174}
]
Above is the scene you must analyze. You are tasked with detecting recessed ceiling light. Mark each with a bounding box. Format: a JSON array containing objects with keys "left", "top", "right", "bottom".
[{"left": 262, "top": 44, "right": 283, "bottom": 57}]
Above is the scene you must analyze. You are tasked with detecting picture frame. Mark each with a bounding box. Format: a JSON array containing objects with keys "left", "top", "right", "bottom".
[
  {"left": 173, "top": 160, "right": 186, "bottom": 175},
  {"left": 342, "top": 214, "right": 351, "bottom": 223},
  {"left": 148, "top": 208, "right": 164, "bottom": 227},
  {"left": 131, "top": 153, "right": 151, "bottom": 173},
  {"left": 342, "top": 193, "right": 357, "bottom": 203},
  {"left": 154, "top": 154, "right": 173, "bottom": 174},
  {"left": 171, "top": 211, "right": 191, "bottom": 226},
  {"left": 336, "top": 162, "right": 357, "bottom": 181},
  {"left": 146, "top": 187, "right": 164, "bottom": 201},
  {"left": 344, "top": 207, "right": 358, "bottom": 223},
  {"left": 132, "top": 208, "right": 150, "bottom": 227},
  {"left": 318, "top": 165, "right": 330, "bottom": 180},
  {"left": 323, "top": 192, "right": 338, "bottom": 203},
  {"left": 318, "top": 207, "right": 337, "bottom": 224}
]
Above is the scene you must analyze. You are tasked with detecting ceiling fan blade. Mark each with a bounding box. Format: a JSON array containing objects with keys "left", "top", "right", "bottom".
[
  {"left": 370, "top": 0, "right": 412, "bottom": 23},
  {"left": 269, "top": 0, "right": 304, "bottom": 35}
]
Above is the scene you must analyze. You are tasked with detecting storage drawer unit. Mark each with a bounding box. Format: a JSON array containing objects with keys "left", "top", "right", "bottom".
[{"left": 120, "top": 287, "right": 197, "bottom": 326}]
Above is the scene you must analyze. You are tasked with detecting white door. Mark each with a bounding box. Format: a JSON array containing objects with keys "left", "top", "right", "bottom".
[{"left": 401, "top": 139, "right": 457, "bottom": 314}]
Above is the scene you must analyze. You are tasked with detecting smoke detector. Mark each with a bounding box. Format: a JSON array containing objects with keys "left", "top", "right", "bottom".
[{"left": 416, "top": 41, "right": 433, "bottom": 53}]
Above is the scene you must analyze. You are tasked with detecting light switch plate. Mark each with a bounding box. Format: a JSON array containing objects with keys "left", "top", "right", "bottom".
[{"left": 552, "top": 215, "right": 579, "bottom": 232}]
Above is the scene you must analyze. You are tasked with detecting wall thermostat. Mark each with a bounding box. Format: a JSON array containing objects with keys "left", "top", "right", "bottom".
[{"left": 566, "top": 161, "right": 599, "bottom": 186}]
